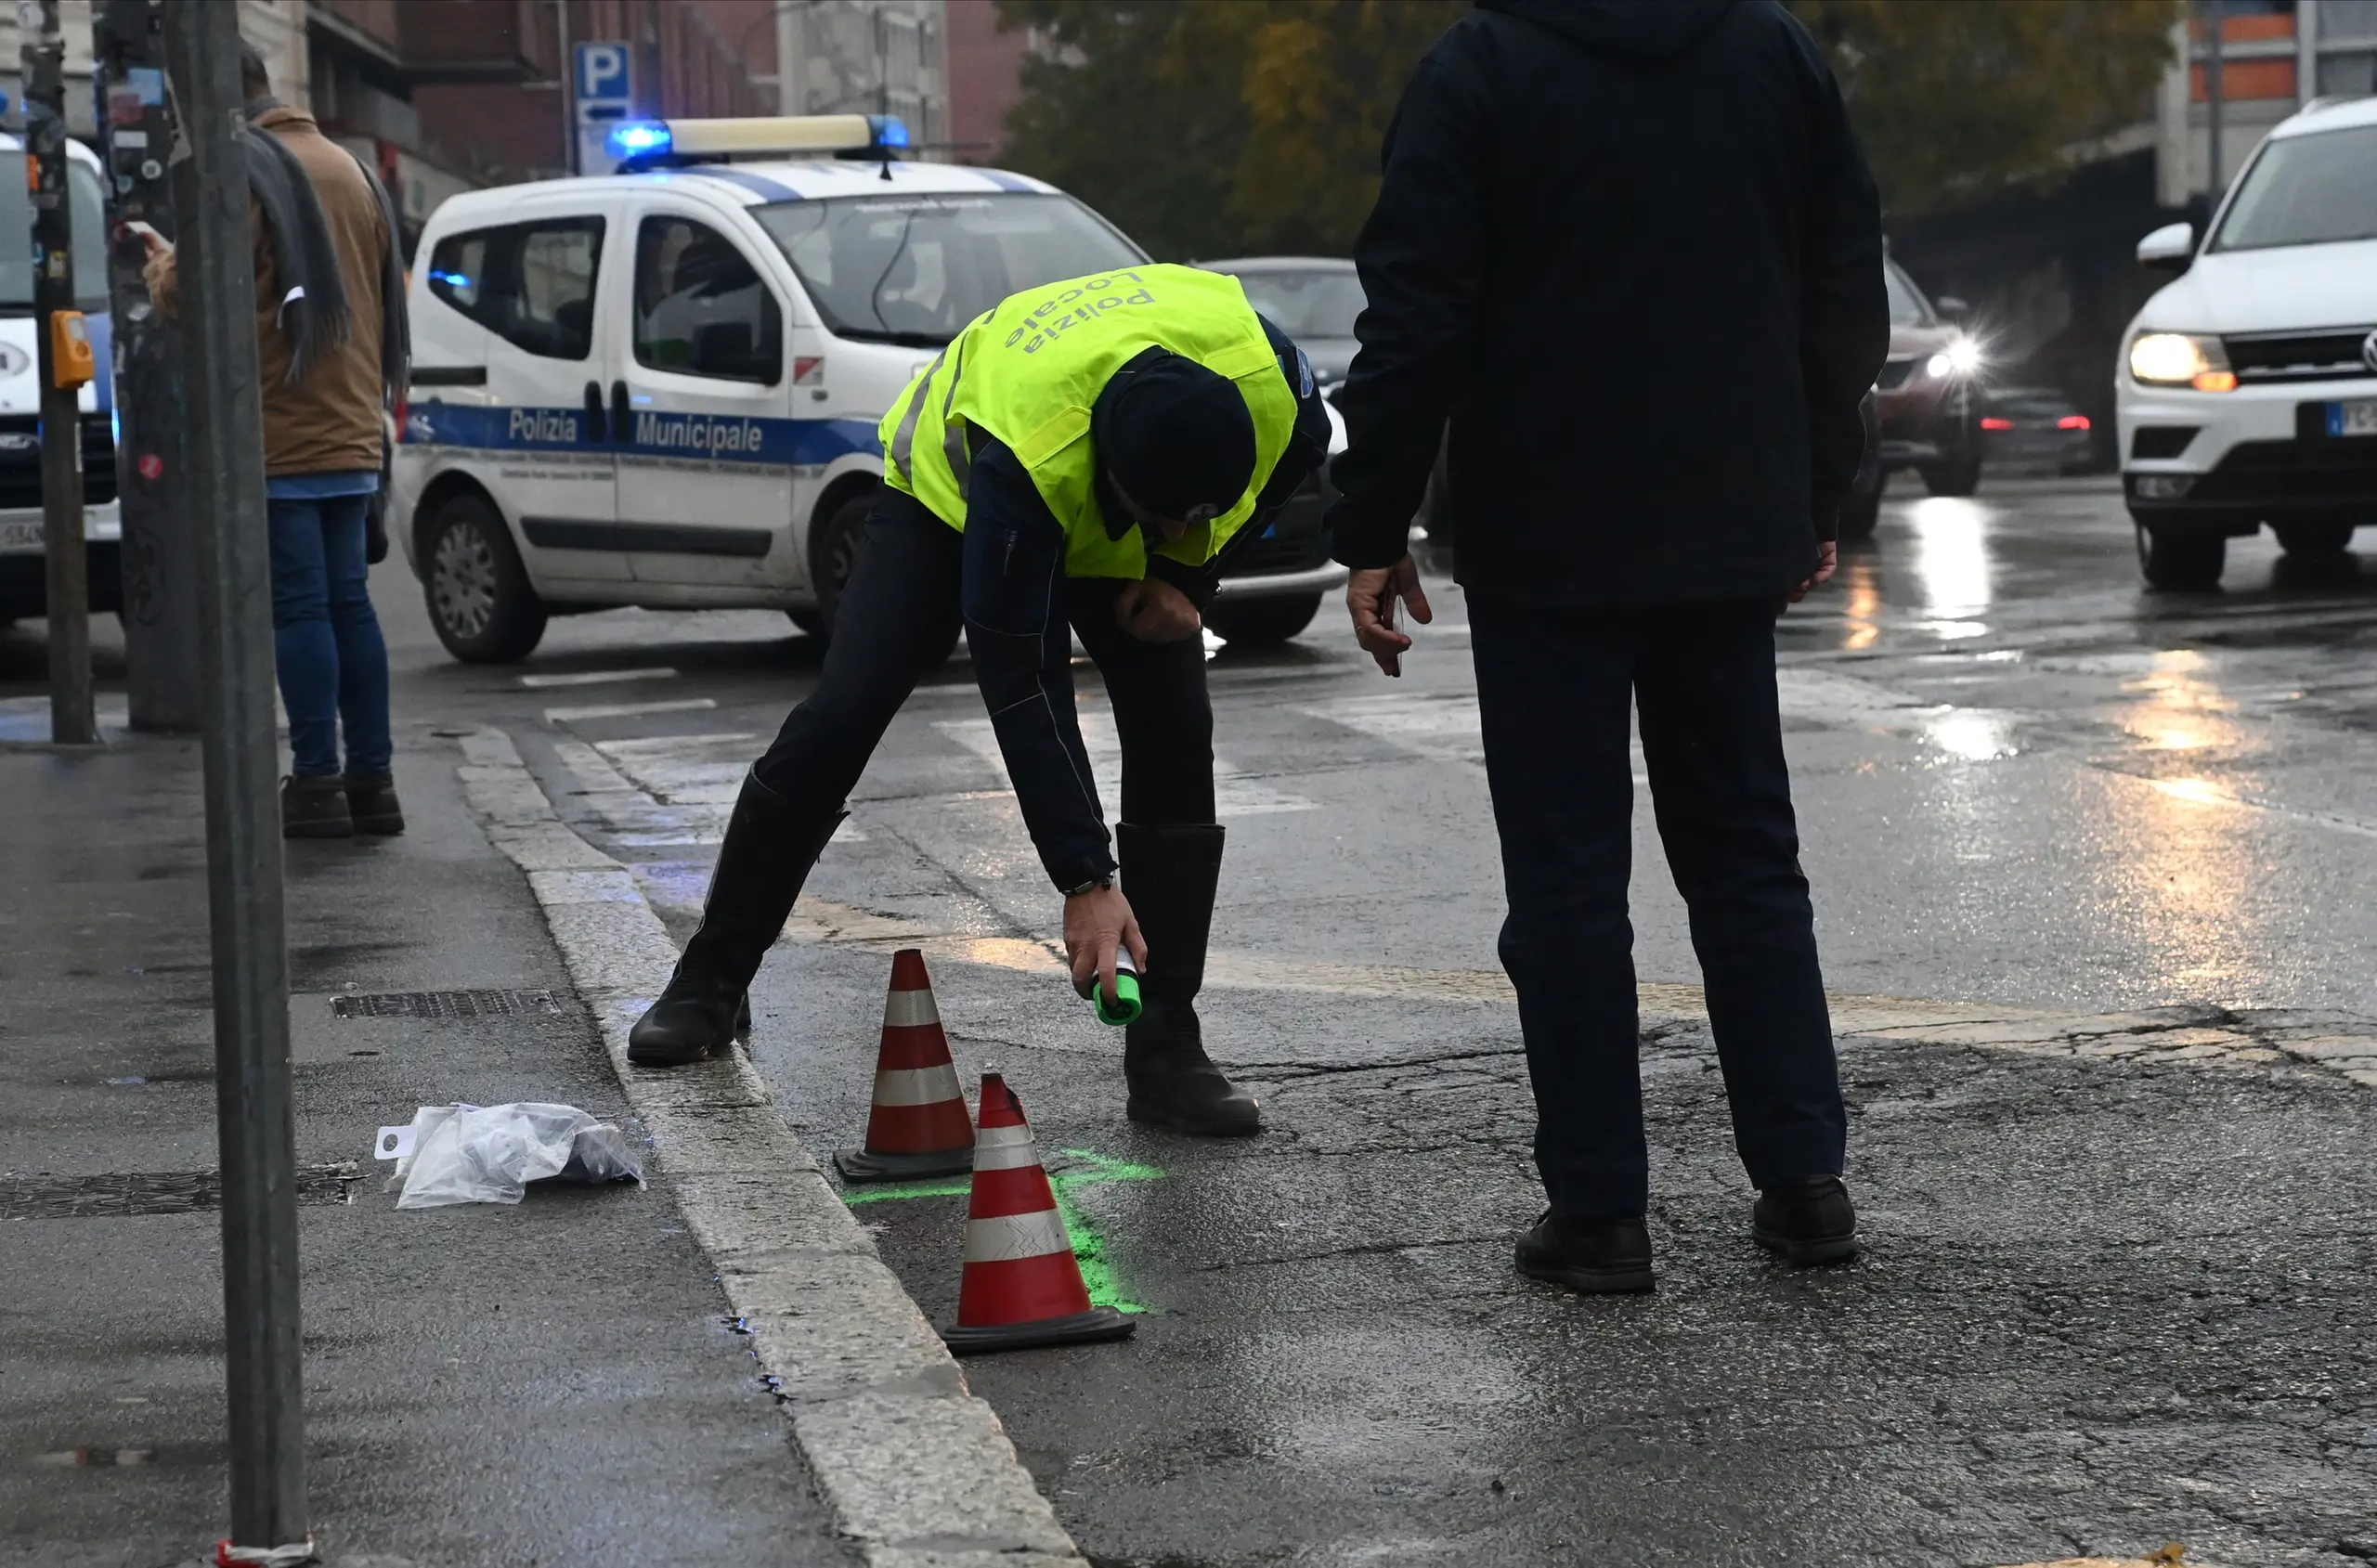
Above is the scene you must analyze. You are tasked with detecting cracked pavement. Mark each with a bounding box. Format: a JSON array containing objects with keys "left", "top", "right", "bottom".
[{"left": 489, "top": 474, "right": 2377, "bottom": 1567}]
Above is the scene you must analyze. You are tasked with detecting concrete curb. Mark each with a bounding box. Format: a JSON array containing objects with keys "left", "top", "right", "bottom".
[{"left": 454, "top": 731, "right": 1085, "bottom": 1568}]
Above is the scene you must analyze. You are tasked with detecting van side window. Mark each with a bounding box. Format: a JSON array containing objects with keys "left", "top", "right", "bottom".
[
  {"left": 633, "top": 216, "right": 782, "bottom": 383},
  {"left": 426, "top": 216, "right": 604, "bottom": 361}
]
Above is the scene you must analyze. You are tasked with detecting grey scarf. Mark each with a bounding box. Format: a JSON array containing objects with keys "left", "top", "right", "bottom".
[
  {"left": 238, "top": 97, "right": 346, "bottom": 383},
  {"left": 240, "top": 97, "right": 409, "bottom": 401}
]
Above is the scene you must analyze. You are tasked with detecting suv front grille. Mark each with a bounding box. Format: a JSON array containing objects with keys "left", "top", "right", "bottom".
[
  {"left": 2222, "top": 328, "right": 2376, "bottom": 383},
  {"left": 0, "top": 414, "right": 119, "bottom": 510}
]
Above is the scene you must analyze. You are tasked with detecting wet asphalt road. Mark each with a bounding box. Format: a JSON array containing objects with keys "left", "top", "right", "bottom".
[{"left": 12, "top": 471, "right": 2377, "bottom": 1564}]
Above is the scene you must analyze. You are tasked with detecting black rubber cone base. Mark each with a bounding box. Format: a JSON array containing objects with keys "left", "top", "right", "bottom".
[
  {"left": 942, "top": 1306, "right": 1137, "bottom": 1355},
  {"left": 835, "top": 1146, "right": 975, "bottom": 1183}
]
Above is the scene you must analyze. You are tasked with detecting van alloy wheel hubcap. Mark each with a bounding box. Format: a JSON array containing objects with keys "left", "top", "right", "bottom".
[{"left": 433, "top": 524, "right": 499, "bottom": 638}]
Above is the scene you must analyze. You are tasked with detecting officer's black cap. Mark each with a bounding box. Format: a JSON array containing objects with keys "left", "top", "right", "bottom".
[{"left": 1094, "top": 351, "right": 1256, "bottom": 525}]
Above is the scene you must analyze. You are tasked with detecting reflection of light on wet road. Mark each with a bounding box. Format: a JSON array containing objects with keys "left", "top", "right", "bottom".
[
  {"left": 1923, "top": 709, "right": 2018, "bottom": 761},
  {"left": 2120, "top": 765, "right": 2252, "bottom": 995},
  {"left": 2148, "top": 775, "right": 2230, "bottom": 808},
  {"left": 2121, "top": 649, "right": 2241, "bottom": 753},
  {"left": 1908, "top": 499, "right": 1993, "bottom": 628},
  {"left": 1841, "top": 561, "right": 1880, "bottom": 651}
]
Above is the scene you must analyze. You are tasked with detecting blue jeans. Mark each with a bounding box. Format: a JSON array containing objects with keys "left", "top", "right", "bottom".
[
  {"left": 266, "top": 493, "right": 392, "bottom": 779},
  {"left": 1470, "top": 595, "right": 1845, "bottom": 1219}
]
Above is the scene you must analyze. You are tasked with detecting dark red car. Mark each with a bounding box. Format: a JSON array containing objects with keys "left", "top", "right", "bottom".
[{"left": 1873, "top": 256, "right": 1985, "bottom": 496}]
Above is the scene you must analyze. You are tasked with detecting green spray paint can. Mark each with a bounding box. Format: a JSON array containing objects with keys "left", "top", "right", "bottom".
[{"left": 1092, "top": 949, "right": 1142, "bottom": 1027}]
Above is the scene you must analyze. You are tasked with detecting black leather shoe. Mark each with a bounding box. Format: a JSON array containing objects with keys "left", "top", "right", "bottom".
[
  {"left": 1752, "top": 1173, "right": 1860, "bottom": 1265},
  {"left": 1514, "top": 1212, "right": 1656, "bottom": 1294},
  {"left": 627, "top": 967, "right": 745, "bottom": 1067},
  {"left": 625, "top": 771, "right": 842, "bottom": 1069},
  {"left": 1118, "top": 823, "right": 1261, "bottom": 1135}
]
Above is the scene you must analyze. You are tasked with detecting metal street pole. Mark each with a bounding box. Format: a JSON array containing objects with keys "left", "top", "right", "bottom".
[
  {"left": 162, "top": 0, "right": 309, "bottom": 1556},
  {"left": 25, "top": 0, "right": 96, "bottom": 745},
  {"left": 97, "top": 0, "right": 202, "bottom": 733}
]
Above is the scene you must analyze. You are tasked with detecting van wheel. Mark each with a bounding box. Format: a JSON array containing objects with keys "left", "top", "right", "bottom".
[
  {"left": 1204, "top": 594, "right": 1321, "bottom": 648},
  {"left": 2136, "top": 523, "right": 2225, "bottom": 590},
  {"left": 2274, "top": 521, "right": 2354, "bottom": 556},
  {"left": 424, "top": 494, "right": 547, "bottom": 663},
  {"left": 807, "top": 491, "right": 876, "bottom": 641}
]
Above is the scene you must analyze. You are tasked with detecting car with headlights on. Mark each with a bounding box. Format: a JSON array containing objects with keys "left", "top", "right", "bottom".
[
  {"left": 1872, "top": 254, "right": 1985, "bottom": 496},
  {"left": 2118, "top": 94, "right": 2377, "bottom": 590}
]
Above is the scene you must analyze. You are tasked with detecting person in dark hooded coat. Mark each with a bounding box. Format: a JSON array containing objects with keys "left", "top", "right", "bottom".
[{"left": 1326, "top": 0, "right": 1890, "bottom": 1290}]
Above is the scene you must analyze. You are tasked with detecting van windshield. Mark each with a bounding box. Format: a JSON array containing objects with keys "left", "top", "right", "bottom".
[
  {"left": 0, "top": 155, "right": 109, "bottom": 313},
  {"left": 2213, "top": 124, "right": 2377, "bottom": 251},
  {"left": 752, "top": 192, "right": 1144, "bottom": 346}
]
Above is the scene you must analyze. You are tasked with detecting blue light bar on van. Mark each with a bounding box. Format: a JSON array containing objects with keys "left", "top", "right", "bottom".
[
  {"left": 867, "top": 115, "right": 910, "bottom": 150},
  {"left": 607, "top": 121, "right": 673, "bottom": 160}
]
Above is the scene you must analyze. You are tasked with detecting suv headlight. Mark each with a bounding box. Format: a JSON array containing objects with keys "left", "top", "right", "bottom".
[{"left": 2128, "top": 332, "right": 2235, "bottom": 392}]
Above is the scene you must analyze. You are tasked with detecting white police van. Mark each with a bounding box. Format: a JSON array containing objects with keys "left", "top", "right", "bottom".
[
  {"left": 395, "top": 115, "right": 1346, "bottom": 663},
  {"left": 0, "top": 132, "right": 119, "bottom": 626}
]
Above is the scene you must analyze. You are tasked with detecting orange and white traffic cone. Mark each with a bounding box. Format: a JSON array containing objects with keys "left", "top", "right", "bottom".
[
  {"left": 942, "top": 1072, "right": 1136, "bottom": 1354},
  {"left": 835, "top": 948, "right": 976, "bottom": 1182}
]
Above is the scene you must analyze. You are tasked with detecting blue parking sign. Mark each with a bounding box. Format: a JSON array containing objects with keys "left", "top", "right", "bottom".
[{"left": 576, "top": 43, "right": 631, "bottom": 107}]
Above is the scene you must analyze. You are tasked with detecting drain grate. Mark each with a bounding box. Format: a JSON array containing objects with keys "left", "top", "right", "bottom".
[
  {"left": 331, "top": 989, "right": 563, "bottom": 1020},
  {"left": 0, "top": 1164, "right": 365, "bottom": 1220}
]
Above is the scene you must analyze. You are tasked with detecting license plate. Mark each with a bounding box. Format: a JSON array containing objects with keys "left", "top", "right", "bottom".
[
  {"left": 2331, "top": 398, "right": 2377, "bottom": 438},
  {"left": 0, "top": 517, "right": 43, "bottom": 553}
]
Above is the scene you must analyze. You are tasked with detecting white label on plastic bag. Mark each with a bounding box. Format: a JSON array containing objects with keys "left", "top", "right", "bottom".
[{"left": 374, "top": 1124, "right": 416, "bottom": 1160}]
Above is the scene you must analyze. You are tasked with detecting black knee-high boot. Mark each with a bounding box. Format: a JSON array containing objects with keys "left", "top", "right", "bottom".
[
  {"left": 1119, "top": 822, "right": 1260, "bottom": 1134},
  {"left": 627, "top": 771, "right": 844, "bottom": 1067}
]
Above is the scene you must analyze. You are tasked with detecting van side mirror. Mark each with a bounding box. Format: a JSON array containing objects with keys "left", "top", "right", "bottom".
[
  {"left": 1934, "top": 295, "right": 1969, "bottom": 322},
  {"left": 2137, "top": 222, "right": 2195, "bottom": 273}
]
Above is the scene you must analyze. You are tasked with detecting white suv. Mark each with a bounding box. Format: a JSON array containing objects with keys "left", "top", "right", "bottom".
[{"left": 2117, "top": 94, "right": 2377, "bottom": 590}]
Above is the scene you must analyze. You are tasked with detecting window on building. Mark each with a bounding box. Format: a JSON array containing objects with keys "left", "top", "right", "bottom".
[
  {"left": 426, "top": 216, "right": 604, "bottom": 360},
  {"left": 2321, "top": 0, "right": 2377, "bottom": 41},
  {"left": 2317, "top": 49, "right": 2376, "bottom": 96},
  {"left": 633, "top": 216, "right": 783, "bottom": 382}
]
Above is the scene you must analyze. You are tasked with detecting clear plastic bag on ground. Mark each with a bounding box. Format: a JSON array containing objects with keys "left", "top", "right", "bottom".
[{"left": 377, "top": 1102, "right": 643, "bottom": 1209}]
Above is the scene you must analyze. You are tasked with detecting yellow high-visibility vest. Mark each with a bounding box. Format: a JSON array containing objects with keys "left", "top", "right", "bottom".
[{"left": 877, "top": 263, "right": 1299, "bottom": 579}]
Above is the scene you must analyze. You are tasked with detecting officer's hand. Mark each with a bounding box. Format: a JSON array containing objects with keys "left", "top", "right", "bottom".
[
  {"left": 1063, "top": 884, "right": 1149, "bottom": 1008},
  {"left": 1782, "top": 540, "right": 1839, "bottom": 608},
  {"left": 1347, "top": 554, "right": 1432, "bottom": 677},
  {"left": 1114, "top": 578, "right": 1201, "bottom": 643}
]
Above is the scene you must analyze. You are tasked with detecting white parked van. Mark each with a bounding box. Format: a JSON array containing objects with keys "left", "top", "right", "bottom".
[
  {"left": 2118, "top": 94, "right": 2377, "bottom": 589},
  {"left": 394, "top": 115, "right": 1346, "bottom": 662}
]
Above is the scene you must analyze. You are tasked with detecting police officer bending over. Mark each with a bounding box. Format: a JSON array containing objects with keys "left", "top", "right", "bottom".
[{"left": 628, "top": 263, "right": 1330, "bottom": 1136}]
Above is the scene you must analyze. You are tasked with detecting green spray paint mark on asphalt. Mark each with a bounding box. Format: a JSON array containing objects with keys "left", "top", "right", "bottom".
[{"left": 839, "top": 1147, "right": 1163, "bottom": 1314}]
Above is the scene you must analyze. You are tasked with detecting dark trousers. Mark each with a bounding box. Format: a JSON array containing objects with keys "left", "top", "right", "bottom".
[
  {"left": 266, "top": 493, "right": 391, "bottom": 779},
  {"left": 754, "top": 495, "right": 1215, "bottom": 829},
  {"left": 1470, "top": 595, "right": 1845, "bottom": 1219}
]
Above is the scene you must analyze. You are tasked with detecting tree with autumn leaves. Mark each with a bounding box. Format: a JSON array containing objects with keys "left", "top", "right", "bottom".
[{"left": 993, "top": 0, "right": 2180, "bottom": 261}]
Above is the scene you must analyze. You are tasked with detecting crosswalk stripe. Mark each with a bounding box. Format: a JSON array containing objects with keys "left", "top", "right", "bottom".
[{"left": 934, "top": 712, "right": 1315, "bottom": 817}]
